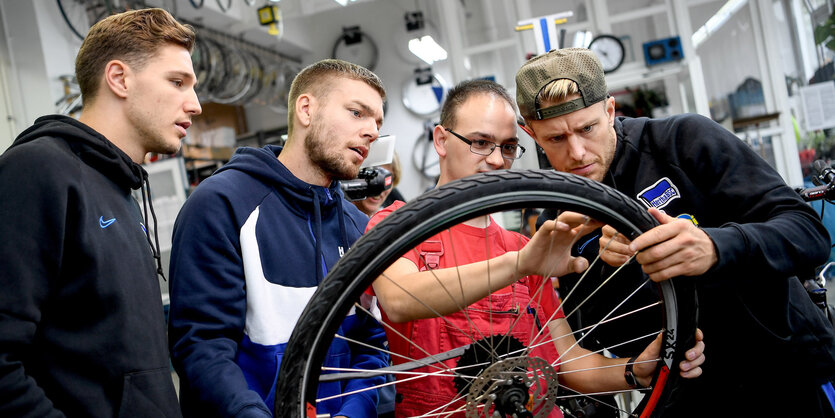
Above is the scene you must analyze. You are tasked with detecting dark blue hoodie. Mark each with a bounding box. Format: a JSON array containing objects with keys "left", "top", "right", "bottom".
[
  {"left": 0, "top": 115, "right": 180, "bottom": 417},
  {"left": 168, "top": 145, "right": 387, "bottom": 417}
]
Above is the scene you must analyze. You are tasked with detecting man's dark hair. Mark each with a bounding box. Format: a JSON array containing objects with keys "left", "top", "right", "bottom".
[{"left": 440, "top": 79, "right": 516, "bottom": 129}]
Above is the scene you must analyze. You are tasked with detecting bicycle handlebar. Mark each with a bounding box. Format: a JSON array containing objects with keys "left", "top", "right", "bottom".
[{"left": 797, "top": 159, "right": 835, "bottom": 202}]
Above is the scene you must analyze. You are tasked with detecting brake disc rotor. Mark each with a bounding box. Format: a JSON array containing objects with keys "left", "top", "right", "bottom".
[
  {"left": 455, "top": 335, "right": 527, "bottom": 395},
  {"left": 464, "top": 356, "right": 558, "bottom": 418}
]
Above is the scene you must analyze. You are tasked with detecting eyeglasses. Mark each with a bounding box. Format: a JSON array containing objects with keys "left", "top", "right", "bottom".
[{"left": 443, "top": 127, "right": 526, "bottom": 160}]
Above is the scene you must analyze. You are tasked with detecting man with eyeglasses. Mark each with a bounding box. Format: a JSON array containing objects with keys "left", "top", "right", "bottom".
[{"left": 364, "top": 79, "right": 705, "bottom": 416}]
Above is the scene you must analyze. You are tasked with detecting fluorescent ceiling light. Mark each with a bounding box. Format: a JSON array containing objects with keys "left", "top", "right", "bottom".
[
  {"left": 333, "top": 0, "right": 358, "bottom": 5},
  {"left": 408, "top": 35, "right": 448, "bottom": 65},
  {"left": 692, "top": 0, "right": 747, "bottom": 49}
]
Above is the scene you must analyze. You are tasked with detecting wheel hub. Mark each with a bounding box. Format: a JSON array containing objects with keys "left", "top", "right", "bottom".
[{"left": 464, "top": 356, "right": 558, "bottom": 418}]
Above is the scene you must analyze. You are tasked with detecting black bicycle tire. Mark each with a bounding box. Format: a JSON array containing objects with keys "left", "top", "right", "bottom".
[
  {"left": 412, "top": 122, "right": 439, "bottom": 181},
  {"left": 232, "top": 50, "right": 262, "bottom": 105},
  {"left": 57, "top": 0, "right": 111, "bottom": 41},
  {"left": 274, "top": 169, "right": 697, "bottom": 417},
  {"left": 210, "top": 43, "right": 252, "bottom": 104},
  {"left": 202, "top": 37, "right": 229, "bottom": 101},
  {"left": 56, "top": 0, "right": 85, "bottom": 41}
]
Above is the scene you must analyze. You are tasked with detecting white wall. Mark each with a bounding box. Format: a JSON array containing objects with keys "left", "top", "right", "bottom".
[
  {"left": 0, "top": 0, "right": 79, "bottom": 144},
  {"left": 696, "top": 3, "right": 763, "bottom": 107},
  {"left": 0, "top": 0, "right": 814, "bottom": 187}
]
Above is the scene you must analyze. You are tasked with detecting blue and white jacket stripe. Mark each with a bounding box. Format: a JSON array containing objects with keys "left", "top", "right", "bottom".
[{"left": 169, "top": 145, "right": 387, "bottom": 417}]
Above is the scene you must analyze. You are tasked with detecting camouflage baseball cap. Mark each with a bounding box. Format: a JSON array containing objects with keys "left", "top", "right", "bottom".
[{"left": 515, "top": 48, "right": 608, "bottom": 120}]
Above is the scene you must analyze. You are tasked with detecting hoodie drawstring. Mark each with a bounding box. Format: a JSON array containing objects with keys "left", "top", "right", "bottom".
[
  {"left": 311, "top": 187, "right": 325, "bottom": 283},
  {"left": 309, "top": 187, "right": 351, "bottom": 283},
  {"left": 334, "top": 191, "right": 349, "bottom": 253},
  {"left": 140, "top": 170, "right": 167, "bottom": 281}
]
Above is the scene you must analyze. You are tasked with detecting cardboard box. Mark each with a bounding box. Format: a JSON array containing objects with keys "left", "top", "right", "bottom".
[
  {"left": 187, "top": 103, "right": 248, "bottom": 148},
  {"left": 181, "top": 144, "right": 234, "bottom": 161}
]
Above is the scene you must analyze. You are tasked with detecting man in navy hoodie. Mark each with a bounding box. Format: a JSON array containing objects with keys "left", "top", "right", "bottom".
[
  {"left": 0, "top": 8, "right": 201, "bottom": 417},
  {"left": 168, "top": 59, "right": 389, "bottom": 417}
]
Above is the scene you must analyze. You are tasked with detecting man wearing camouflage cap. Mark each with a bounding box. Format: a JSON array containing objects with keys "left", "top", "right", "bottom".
[{"left": 516, "top": 48, "right": 835, "bottom": 416}]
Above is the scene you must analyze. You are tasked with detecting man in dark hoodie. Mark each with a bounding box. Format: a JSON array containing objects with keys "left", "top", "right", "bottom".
[
  {"left": 0, "top": 8, "right": 200, "bottom": 418},
  {"left": 168, "top": 59, "right": 389, "bottom": 417},
  {"left": 516, "top": 48, "right": 835, "bottom": 417}
]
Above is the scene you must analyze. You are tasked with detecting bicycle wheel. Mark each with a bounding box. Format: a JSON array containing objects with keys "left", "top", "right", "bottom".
[
  {"left": 210, "top": 42, "right": 252, "bottom": 104},
  {"left": 412, "top": 122, "right": 441, "bottom": 182},
  {"left": 56, "top": 0, "right": 112, "bottom": 41},
  {"left": 275, "top": 169, "right": 697, "bottom": 418}
]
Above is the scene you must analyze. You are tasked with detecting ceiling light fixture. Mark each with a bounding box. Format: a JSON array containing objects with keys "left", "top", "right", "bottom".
[
  {"left": 408, "top": 35, "right": 448, "bottom": 65},
  {"left": 691, "top": 0, "right": 747, "bottom": 49},
  {"left": 404, "top": 11, "right": 447, "bottom": 65}
]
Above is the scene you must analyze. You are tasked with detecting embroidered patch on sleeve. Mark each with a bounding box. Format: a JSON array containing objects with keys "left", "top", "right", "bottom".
[
  {"left": 636, "top": 177, "right": 680, "bottom": 209},
  {"left": 676, "top": 213, "right": 699, "bottom": 226}
]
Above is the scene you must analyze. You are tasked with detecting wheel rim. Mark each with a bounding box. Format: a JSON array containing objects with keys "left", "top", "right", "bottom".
[{"left": 276, "top": 169, "right": 696, "bottom": 418}]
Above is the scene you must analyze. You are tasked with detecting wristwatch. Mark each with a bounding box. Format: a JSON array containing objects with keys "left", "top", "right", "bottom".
[{"left": 624, "top": 356, "right": 644, "bottom": 389}]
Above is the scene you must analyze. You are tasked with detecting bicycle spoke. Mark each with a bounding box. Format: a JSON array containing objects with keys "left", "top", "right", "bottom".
[
  {"left": 329, "top": 333, "right": 448, "bottom": 376},
  {"left": 317, "top": 362, "right": 486, "bottom": 404},
  {"left": 275, "top": 169, "right": 696, "bottom": 417},
  {"left": 555, "top": 386, "right": 640, "bottom": 417},
  {"left": 521, "top": 302, "right": 662, "bottom": 357},
  {"left": 522, "top": 227, "right": 619, "bottom": 352},
  {"left": 351, "top": 302, "right": 458, "bottom": 374},
  {"left": 379, "top": 260, "right": 490, "bottom": 350},
  {"left": 481, "top": 224, "right": 496, "bottom": 360},
  {"left": 440, "top": 228, "right": 491, "bottom": 345},
  {"left": 555, "top": 276, "right": 651, "bottom": 363}
]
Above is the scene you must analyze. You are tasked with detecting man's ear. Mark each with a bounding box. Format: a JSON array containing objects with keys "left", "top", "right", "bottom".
[
  {"left": 433, "top": 124, "right": 448, "bottom": 157},
  {"left": 606, "top": 96, "right": 616, "bottom": 125},
  {"left": 519, "top": 122, "right": 536, "bottom": 141},
  {"left": 103, "top": 60, "right": 129, "bottom": 99},
  {"left": 295, "top": 94, "right": 314, "bottom": 128}
]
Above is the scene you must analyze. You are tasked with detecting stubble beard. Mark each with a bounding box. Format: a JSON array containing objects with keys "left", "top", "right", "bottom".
[
  {"left": 305, "top": 118, "right": 360, "bottom": 181},
  {"left": 591, "top": 127, "right": 617, "bottom": 183},
  {"left": 128, "top": 103, "right": 182, "bottom": 156}
]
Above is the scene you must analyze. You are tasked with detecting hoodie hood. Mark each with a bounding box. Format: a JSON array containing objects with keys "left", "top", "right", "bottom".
[
  {"left": 11, "top": 115, "right": 145, "bottom": 190},
  {"left": 12, "top": 115, "right": 167, "bottom": 280},
  {"left": 216, "top": 145, "right": 353, "bottom": 283}
]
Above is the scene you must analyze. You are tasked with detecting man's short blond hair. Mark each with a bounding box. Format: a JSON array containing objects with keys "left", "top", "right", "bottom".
[
  {"left": 287, "top": 59, "right": 386, "bottom": 136},
  {"left": 537, "top": 79, "right": 581, "bottom": 106}
]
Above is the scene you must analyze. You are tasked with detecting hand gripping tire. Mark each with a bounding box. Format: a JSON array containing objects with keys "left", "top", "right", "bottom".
[{"left": 274, "top": 169, "right": 697, "bottom": 417}]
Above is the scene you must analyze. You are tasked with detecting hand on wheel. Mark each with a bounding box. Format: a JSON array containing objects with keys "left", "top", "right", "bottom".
[
  {"left": 630, "top": 208, "right": 718, "bottom": 281},
  {"left": 634, "top": 328, "right": 705, "bottom": 386},
  {"left": 519, "top": 216, "right": 592, "bottom": 278},
  {"left": 599, "top": 224, "right": 634, "bottom": 267}
]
